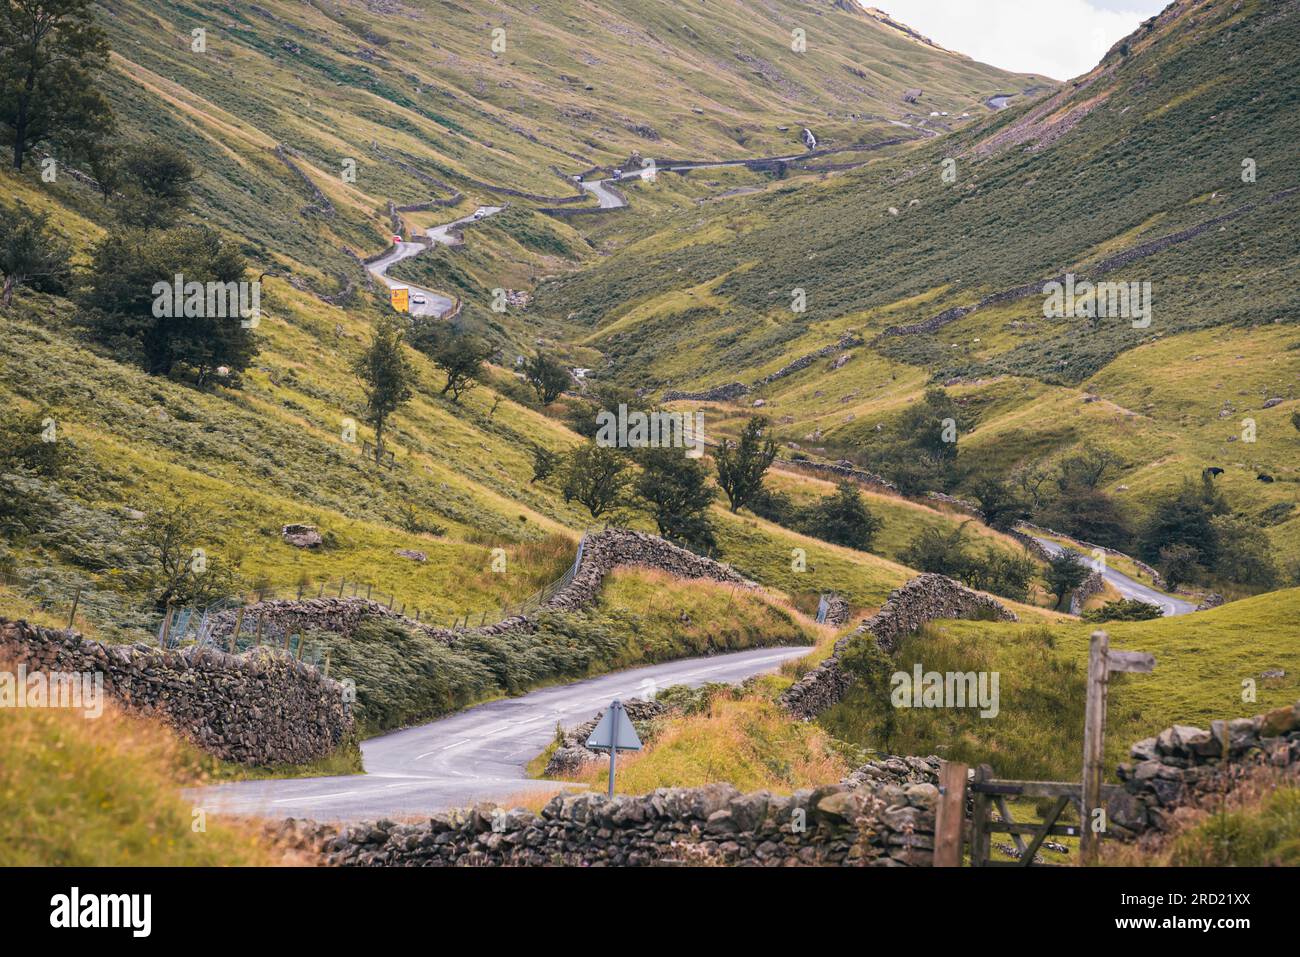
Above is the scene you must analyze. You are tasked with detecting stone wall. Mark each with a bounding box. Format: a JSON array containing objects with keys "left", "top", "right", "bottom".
[
  {"left": 291, "top": 777, "right": 940, "bottom": 867},
  {"left": 1070, "top": 571, "right": 1106, "bottom": 615},
  {"left": 780, "top": 574, "right": 1017, "bottom": 720},
  {"left": 1110, "top": 699, "right": 1300, "bottom": 837},
  {"left": 0, "top": 619, "right": 353, "bottom": 766},
  {"left": 210, "top": 528, "right": 753, "bottom": 645}
]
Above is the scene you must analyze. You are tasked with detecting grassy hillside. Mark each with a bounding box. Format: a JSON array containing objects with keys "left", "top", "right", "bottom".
[{"left": 534, "top": 0, "right": 1300, "bottom": 573}]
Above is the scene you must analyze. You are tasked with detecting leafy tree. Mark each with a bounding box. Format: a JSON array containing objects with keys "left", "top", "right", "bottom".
[
  {"left": 714, "top": 415, "right": 777, "bottom": 512},
  {"left": 415, "top": 325, "right": 493, "bottom": 402},
  {"left": 1210, "top": 515, "right": 1278, "bottom": 589},
  {"left": 0, "top": 0, "right": 114, "bottom": 170},
  {"left": 130, "top": 501, "right": 240, "bottom": 611},
  {"left": 1055, "top": 442, "right": 1121, "bottom": 491},
  {"left": 971, "top": 476, "right": 1027, "bottom": 531},
  {"left": 81, "top": 225, "right": 258, "bottom": 382},
  {"left": 564, "top": 383, "right": 638, "bottom": 439},
  {"left": 1158, "top": 542, "right": 1203, "bottom": 590},
  {"left": 804, "top": 482, "right": 882, "bottom": 551},
  {"left": 561, "top": 442, "right": 629, "bottom": 519},
  {"left": 1138, "top": 476, "right": 1228, "bottom": 567},
  {"left": 114, "top": 141, "right": 197, "bottom": 228},
  {"left": 635, "top": 446, "right": 716, "bottom": 553},
  {"left": 524, "top": 352, "right": 571, "bottom": 405},
  {"left": 1044, "top": 550, "right": 1089, "bottom": 610},
  {"left": 899, "top": 387, "right": 960, "bottom": 465},
  {"left": 1038, "top": 484, "right": 1131, "bottom": 551},
  {"left": 0, "top": 203, "right": 69, "bottom": 306},
  {"left": 530, "top": 445, "right": 561, "bottom": 484},
  {"left": 354, "top": 316, "right": 414, "bottom": 464},
  {"left": 900, "top": 524, "right": 972, "bottom": 579},
  {"left": 963, "top": 549, "right": 1038, "bottom": 603}
]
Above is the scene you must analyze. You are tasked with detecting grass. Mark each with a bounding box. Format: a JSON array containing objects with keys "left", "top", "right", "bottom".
[
  {"left": 822, "top": 587, "right": 1300, "bottom": 781},
  {"left": 0, "top": 694, "right": 293, "bottom": 865},
  {"left": 561, "top": 693, "right": 851, "bottom": 795}
]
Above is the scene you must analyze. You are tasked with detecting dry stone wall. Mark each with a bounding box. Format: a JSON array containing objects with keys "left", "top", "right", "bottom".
[
  {"left": 780, "top": 574, "right": 1017, "bottom": 720},
  {"left": 210, "top": 528, "right": 754, "bottom": 646},
  {"left": 291, "top": 778, "right": 940, "bottom": 867},
  {"left": 0, "top": 619, "right": 353, "bottom": 766}
]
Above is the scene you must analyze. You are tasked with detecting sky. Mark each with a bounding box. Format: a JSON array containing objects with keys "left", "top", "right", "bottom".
[{"left": 870, "top": 0, "right": 1172, "bottom": 81}]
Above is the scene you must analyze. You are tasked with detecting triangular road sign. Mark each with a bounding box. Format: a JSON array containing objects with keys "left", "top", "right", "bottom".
[{"left": 586, "top": 700, "right": 642, "bottom": 751}]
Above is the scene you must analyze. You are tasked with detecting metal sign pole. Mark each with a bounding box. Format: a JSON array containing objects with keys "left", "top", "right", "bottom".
[{"left": 607, "top": 700, "right": 621, "bottom": 798}]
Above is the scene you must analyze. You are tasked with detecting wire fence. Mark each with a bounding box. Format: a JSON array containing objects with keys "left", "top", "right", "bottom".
[{"left": 1, "top": 533, "right": 597, "bottom": 670}]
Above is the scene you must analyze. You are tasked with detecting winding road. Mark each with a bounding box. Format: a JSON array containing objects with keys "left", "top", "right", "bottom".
[
  {"left": 366, "top": 205, "right": 503, "bottom": 316},
  {"left": 190, "top": 645, "right": 811, "bottom": 821},
  {"left": 1030, "top": 535, "right": 1196, "bottom": 616}
]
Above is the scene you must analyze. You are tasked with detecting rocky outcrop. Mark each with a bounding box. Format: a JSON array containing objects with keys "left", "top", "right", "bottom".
[
  {"left": 291, "top": 778, "right": 940, "bottom": 867},
  {"left": 282, "top": 523, "right": 323, "bottom": 548},
  {"left": 1111, "top": 700, "right": 1300, "bottom": 837},
  {"left": 780, "top": 574, "right": 1017, "bottom": 720},
  {"left": 0, "top": 619, "right": 353, "bottom": 766}
]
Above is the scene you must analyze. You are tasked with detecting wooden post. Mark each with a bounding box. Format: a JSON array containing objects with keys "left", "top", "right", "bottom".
[
  {"left": 338, "top": 580, "right": 346, "bottom": 598},
  {"left": 159, "top": 601, "right": 174, "bottom": 647},
  {"left": 66, "top": 586, "right": 82, "bottom": 635},
  {"left": 318, "top": 582, "right": 325, "bottom": 597},
  {"left": 295, "top": 635, "right": 304, "bottom": 660},
  {"left": 255, "top": 612, "right": 265, "bottom": 648},
  {"left": 934, "top": 760, "right": 969, "bottom": 867},
  {"left": 1081, "top": 630, "right": 1109, "bottom": 865},
  {"left": 323, "top": 651, "right": 331, "bottom": 678},
  {"left": 366, "top": 584, "right": 373, "bottom": 600},
  {"left": 969, "top": 764, "right": 993, "bottom": 867},
  {"left": 230, "top": 607, "right": 244, "bottom": 654}
]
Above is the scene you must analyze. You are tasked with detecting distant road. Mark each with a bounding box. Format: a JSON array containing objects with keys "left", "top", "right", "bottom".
[
  {"left": 1030, "top": 536, "right": 1196, "bottom": 616},
  {"left": 190, "top": 645, "right": 811, "bottom": 822},
  {"left": 365, "top": 205, "right": 503, "bottom": 317}
]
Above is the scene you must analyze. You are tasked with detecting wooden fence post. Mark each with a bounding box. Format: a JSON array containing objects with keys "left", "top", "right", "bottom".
[
  {"left": 255, "top": 611, "right": 264, "bottom": 648},
  {"left": 934, "top": 760, "right": 969, "bottom": 867},
  {"left": 230, "top": 607, "right": 244, "bottom": 654},
  {"left": 1081, "top": 630, "right": 1109, "bottom": 865},
  {"left": 969, "top": 764, "right": 993, "bottom": 867},
  {"left": 323, "top": 651, "right": 331, "bottom": 678},
  {"left": 159, "top": 601, "right": 174, "bottom": 647},
  {"left": 66, "top": 586, "right": 82, "bottom": 635}
]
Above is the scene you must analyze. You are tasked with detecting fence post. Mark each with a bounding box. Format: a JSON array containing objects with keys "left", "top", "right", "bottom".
[
  {"left": 934, "top": 760, "right": 969, "bottom": 867},
  {"left": 318, "top": 582, "right": 325, "bottom": 598},
  {"left": 338, "top": 580, "right": 346, "bottom": 598},
  {"left": 230, "top": 607, "right": 244, "bottom": 654},
  {"left": 969, "top": 764, "right": 993, "bottom": 867},
  {"left": 295, "top": 635, "right": 304, "bottom": 660},
  {"left": 324, "top": 651, "right": 331, "bottom": 678},
  {"left": 159, "top": 600, "right": 174, "bottom": 647},
  {"left": 66, "top": 586, "right": 82, "bottom": 635},
  {"left": 366, "top": 584, "right": 373, "bottom": 600},
  {"left": 1081, "top": 630, "right": 1109, "bottom": 865},
  {"left": 255, "top": 611, "right": 265, "bottom": 648}
]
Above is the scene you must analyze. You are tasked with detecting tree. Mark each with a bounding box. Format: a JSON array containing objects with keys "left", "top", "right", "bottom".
[
  {"left": 714, "top": 415, "right": 777, "bottom": 512},
  {"left": 901, "top": 524, "right": 972, "bottom": 579},
  {"left": 1056, "top": 442, "right": 1121, "bottom": 491},
  {"left": 114, "top": 141, "right": 197, "bottom": 228},
  {"left": 0, "top": 0, "right": 114, "bottom": 170},
  {"left": 561, "top": 442, "right": 629, "bottom": 519},
  {"left": 971, "top": 476, "right": 1026, "bottom": 531},
  {"left": 354, "top": 316, "right": 414, "bottom": 464},
  {"left": 840, "top": 636, "right": 898, "bottom": 750},
  {"left": 1138, "top": 476, "right": 1228, "bottom": 567},
  {"left": 1291, "top": 409, "right": 1300, "bottom": 434},
  {"left": 1210, "top": 515, "right": 1278, "bottom": 589},
  {"left": 415, "top": 325, "right": 493, "bottom": 403},
  {"left": 81, "top": 225, "right": 258, "bottom": 381},
  {"left": 899, "top": 387, "right": 960, "bottom": 466},
  {"left": 524, "top": 352, "right": 571, "bottom": 405},
  {"left": 1038, "top": 484, "right": 1131, "bottom": 551},
  {"left": 635, "top": 446, "right": 716, "bottom": 552},
  {"left": 131, "top": 501, "right": 240, "bottom": 611},
  {"left": 1044, "top": 550, "right": 1089, "bottom": 610},
  {"left": 805, "top": 482, "right": 882, "bottom": 551},
  {"left": 0, "top": 203, "right": 69, "bottom": 307},
  {"left": 530, "top": 445, "right": 561, "bottom": 484},
  {"left": 1158, "top": 542, "right": 1202, "bottom": 590}
]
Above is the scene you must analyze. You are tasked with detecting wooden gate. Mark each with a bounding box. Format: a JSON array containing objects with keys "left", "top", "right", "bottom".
[{"left": 930, "top": 631, "right": 1155, "bottom": 867}]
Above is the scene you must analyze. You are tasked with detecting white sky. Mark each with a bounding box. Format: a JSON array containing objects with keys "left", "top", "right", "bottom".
[{"left": 870, "top": 0, "right": 1172, "bottom": 81}]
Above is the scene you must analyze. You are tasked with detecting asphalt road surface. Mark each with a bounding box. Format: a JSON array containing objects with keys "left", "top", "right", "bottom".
[
  {"left": 1031, "top": 536, "right": 1196, "bottom": 616},
  {"left": 365, "top": 205, "right": 502, "bottom": 316},
  {"left": 189, "top": 645, "right": 812, "bottom": 822}
]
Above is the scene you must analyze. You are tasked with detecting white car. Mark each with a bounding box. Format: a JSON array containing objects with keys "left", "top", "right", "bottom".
[
  {"left": 473, "top": 210, "right": 485, "bottom": 220},
  {"left": 411, "top": 295, "right": 427, "bottom": 305}
]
